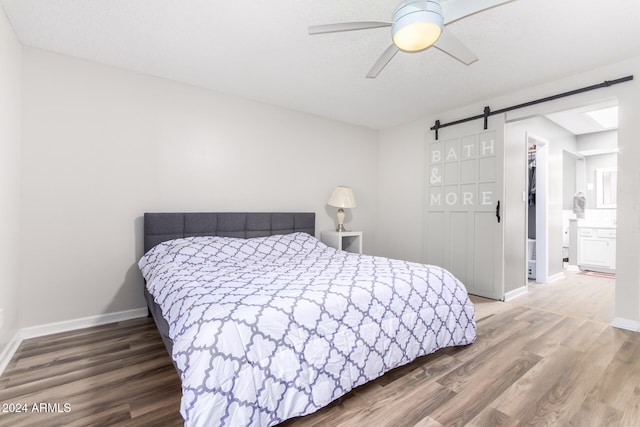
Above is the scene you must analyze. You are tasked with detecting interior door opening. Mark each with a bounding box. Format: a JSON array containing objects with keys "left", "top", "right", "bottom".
[
  {"left": 526, "top": 134, "right": 549, "bottom": 284},
  {"left": 515, "top": 99, "right": 618, "bottom": 292}
]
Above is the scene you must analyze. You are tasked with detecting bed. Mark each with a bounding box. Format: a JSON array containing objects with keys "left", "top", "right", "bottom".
[{"left": 139, "top": 212, "right": 476, "bottom": 426}]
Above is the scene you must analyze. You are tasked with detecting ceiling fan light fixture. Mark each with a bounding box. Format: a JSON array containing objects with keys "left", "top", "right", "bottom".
[
  {"left": 392, "top": 1, "right": 444, "bottom": 52},
  {"left": 393, "top": 21, "right": 442, "bottom": 51}
]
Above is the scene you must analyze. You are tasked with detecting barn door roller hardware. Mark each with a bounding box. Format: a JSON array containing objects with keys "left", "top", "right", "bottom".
[{"left": 430, "top": 75, "right": 634, "bottom": 140}]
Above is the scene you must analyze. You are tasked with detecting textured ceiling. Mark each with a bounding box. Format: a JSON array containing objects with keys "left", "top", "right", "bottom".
[{"left": 2, "top": 0, "right": 640, "bottom": 130}]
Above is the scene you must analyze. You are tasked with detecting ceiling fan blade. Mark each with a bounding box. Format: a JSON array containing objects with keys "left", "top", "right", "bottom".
[
  {"left": 309, "top": 21, "right": 391, "bottom": 35},
  {"left": 442, "top": 0, "right": 517, "bottom": 24},
  {"left": 433, "top": 28, "right": 478, "bottom": 65},
  {"left": 366, "top": 44, "right": 400, "bottom": 79}
]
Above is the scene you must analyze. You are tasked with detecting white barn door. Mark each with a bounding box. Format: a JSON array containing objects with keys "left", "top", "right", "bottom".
[{"left": 423, "top": 116, "right": 505, "bottom": 300}]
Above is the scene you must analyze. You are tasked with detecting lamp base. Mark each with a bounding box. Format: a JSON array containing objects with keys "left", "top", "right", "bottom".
[{"left": 335, "top": 208, "right": 347, "bottom": 232}]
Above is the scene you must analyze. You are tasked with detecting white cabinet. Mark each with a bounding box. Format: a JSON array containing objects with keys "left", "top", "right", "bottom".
[
  {"left": 578, "top": 227, "right": 616, "bottom": 272},
  {"left": 321, "top": 231, "right": 363, "bottom": 254}
]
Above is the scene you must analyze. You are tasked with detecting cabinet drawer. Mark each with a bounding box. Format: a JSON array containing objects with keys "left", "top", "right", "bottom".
[
  {"left": 597, "top": 228, "right": 616, "bottom": 238},
  {"left": 579, "top": 228, "right": 594, "bottom": 237}
]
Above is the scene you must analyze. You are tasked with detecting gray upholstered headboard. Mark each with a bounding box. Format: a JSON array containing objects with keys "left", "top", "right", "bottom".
[{"left": 143, "top": 212, "right": 316, "bottom": 254}]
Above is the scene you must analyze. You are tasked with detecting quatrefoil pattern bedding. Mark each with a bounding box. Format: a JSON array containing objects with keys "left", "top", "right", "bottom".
[{"left": 139, "top": 232, "right": 476, "bottom": 426}]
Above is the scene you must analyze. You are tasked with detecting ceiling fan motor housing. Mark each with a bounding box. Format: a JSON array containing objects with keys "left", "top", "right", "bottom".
[{"left": 392, "top": 0, "right": 444, "bottom": 52}]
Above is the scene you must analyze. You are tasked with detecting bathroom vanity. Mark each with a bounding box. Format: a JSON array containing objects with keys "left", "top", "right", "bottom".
[{"left": 577, "top": 225, "right": 616, "bottom": 273}]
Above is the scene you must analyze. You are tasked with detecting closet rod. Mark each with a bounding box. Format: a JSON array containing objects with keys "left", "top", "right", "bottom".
[{"left": 430, "top": 75, "right": 634, "bottom": 140}]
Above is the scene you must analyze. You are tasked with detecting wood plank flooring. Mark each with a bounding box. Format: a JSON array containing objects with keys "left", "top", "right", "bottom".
[{"left": 1, "top": 270, "right": 638, "bottom": 426}]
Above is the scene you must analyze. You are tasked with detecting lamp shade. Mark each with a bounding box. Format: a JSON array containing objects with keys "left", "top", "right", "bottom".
[{"left": 327, "top": 186, "right": 357, "bottom": 209}]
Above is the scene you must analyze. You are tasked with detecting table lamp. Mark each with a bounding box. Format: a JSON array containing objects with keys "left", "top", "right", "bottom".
[{"left": 327, "top": 186, "right": 357, "bottom": 232}]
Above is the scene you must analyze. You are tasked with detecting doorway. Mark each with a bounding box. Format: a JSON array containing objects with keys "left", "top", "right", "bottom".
[
  {"left": 526, "top": 134, "right": 549, "bottom": 284},
  {"left": 505, "top": 99, "right": 619, "bottom": 300}
]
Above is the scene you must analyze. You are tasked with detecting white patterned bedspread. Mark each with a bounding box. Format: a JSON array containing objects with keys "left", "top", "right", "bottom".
[{"left": 139, "top": 232, "right": 476, "bottom": 426}]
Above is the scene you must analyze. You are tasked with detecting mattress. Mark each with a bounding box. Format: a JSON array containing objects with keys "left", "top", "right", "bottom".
[{"left": 139, "top": 232, "right": 476, "bottom": 426}]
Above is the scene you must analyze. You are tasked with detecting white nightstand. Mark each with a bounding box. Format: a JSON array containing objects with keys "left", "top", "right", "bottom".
[{"left": 321, "top": 231, "right": 363, "bottom": 254}]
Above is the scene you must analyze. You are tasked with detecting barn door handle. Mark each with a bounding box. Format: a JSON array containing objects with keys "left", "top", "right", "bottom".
[{"left": 496, "top": 200, "right": 501, "bottom": 223}]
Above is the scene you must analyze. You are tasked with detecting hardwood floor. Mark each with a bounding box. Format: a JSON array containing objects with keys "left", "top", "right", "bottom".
[
  {"left": 0, "top": 318, "right": 183, "bottom": 426},
  {"left": 1, "top": 270, "right": 638, "bottom": 426}
]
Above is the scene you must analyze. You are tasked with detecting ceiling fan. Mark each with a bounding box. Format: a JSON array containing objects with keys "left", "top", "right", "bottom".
[{"left": 309, "top": 0, "right": 516, "bottom": 78}]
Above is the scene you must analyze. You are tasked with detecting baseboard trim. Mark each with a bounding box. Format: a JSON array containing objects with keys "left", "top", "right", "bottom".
[
  {"left": 0, "top": 330, "right": 23, "bottom": 376},
  {"left": 21, "top": 307, "right": 148, "bottom": 340},
  {"left": 504, "top": 286, "right": 528, "bottom": 302},
  {"left": 611, "top": 317, "right": 640, "bottom": 332},
  {"left": 547, "top": 272, "right": 566, "bottom": 283},
  {"left": 1, "top": 307, "right": 148, "bottom": 376}
]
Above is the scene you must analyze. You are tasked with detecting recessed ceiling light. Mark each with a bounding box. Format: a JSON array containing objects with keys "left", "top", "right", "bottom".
[{"left": 584, "top": 106, "right": 618, "bottom": 129}]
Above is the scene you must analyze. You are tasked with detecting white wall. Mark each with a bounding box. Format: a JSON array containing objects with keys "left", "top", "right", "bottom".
[
  {"left": 577, "top": 130, "right": 617, "bottom": 152},
  {"left": 19, "top": 48, "right": 379, "bottom": 328},
  {"left": 0, "top": 7, "right": 21, "bottom": 354},
  {"left": 377, "top": 120, "right": 426, "bottom": 262},
  {"left": 378, "top": 56, "right": 640, "bottom": 327}
]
